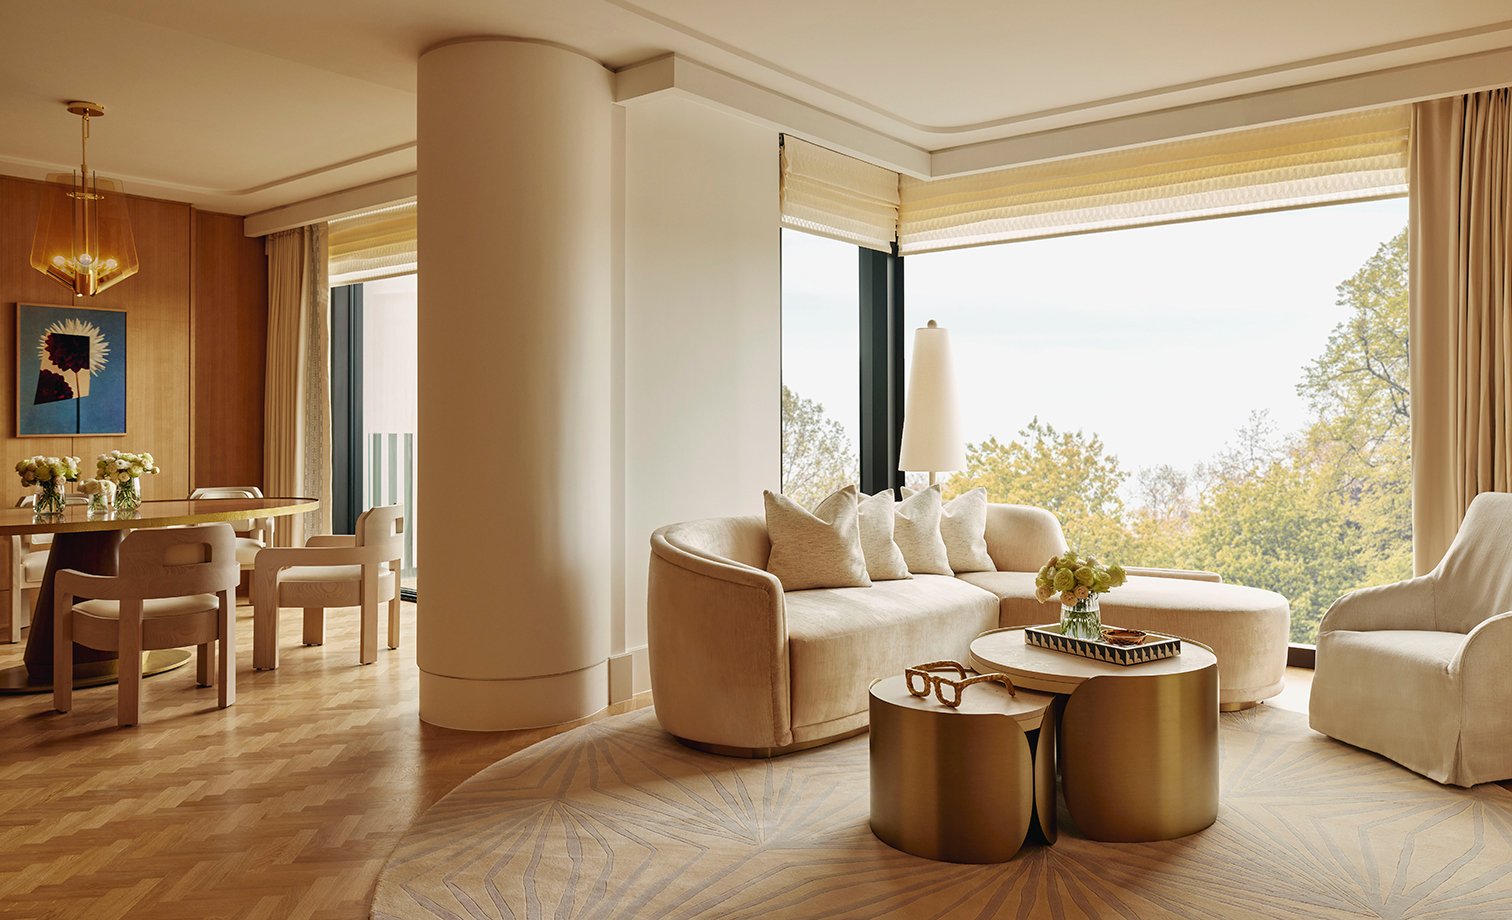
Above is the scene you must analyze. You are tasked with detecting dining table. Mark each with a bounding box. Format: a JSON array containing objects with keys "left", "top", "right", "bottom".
[{"left": 0, "top": 496, "right": 319, "bottom": 693}]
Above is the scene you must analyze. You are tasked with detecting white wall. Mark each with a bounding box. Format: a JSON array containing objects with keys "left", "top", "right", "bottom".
[{"left": 617, "top": 95, "right": 782, "bottom": 692}]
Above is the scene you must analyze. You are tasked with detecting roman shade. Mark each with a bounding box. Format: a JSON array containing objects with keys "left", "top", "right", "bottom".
[
  {"left": 896, "top": 107, "right": 1411, "bottom": 254},
  {"left": 780, "top": 135, "right": 900, "bottom": 252},
  {"left": 328, "top": 200, "right": 417, "bottom": 286}
]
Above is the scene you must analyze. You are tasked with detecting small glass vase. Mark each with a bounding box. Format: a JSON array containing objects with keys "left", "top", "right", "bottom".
[
  {"left": 115, "top": 477, "right": 141, "bottom": 512},
  {"left": 34, "top": 482, "right": 66, "bottom": 517},
  {"left": 1060, "top": 594, "right": 1102, "bottom": 641},
  {"left": 87, "top": 492, "right": 113, "bottom": 516}
]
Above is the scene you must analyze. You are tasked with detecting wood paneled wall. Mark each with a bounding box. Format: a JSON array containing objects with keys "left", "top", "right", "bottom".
[{"left": 0, "top": 175, "right": 267, "bottom": 505}]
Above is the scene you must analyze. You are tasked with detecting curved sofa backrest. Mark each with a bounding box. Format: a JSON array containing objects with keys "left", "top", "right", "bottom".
[
  {"left": 655, "top": 514, "right": 771, "bottom": 571},
  {"left": 984, "top": 504, "right": 1069, "bottom": 573}
]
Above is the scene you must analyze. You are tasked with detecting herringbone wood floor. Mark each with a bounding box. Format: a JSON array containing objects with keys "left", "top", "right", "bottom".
[{"left": 0, "top": 600, "right": 650, "bottom": 920}]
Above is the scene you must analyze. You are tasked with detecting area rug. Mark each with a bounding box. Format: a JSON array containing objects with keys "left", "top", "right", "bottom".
[{"left": 373, "top": 706, "right": 1512, "bottom": 919}]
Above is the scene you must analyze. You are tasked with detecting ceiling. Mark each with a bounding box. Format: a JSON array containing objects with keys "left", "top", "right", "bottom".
[{"left": 1, "top": 0, "right": 1509, "bottom": 215}]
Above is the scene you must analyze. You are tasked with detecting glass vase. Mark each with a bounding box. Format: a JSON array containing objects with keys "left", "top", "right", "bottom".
[
  {"left": 1060, "top": 594, "right": 1102, "bottom": 641},
  {"left": 87, "top": 492, "right": 112, "bottom": 516},
  {"left": 34, "top": 482, "right": 66, "bottom": 516},
  {"left": 115, "top": 477, "right": 141, "bottom": 512}
]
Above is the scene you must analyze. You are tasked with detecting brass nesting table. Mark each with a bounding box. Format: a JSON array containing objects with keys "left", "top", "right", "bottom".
[
  {"left": 969, "top": 627, "right": 1220, "bottom": 842},
  {"left": 868, "top": 674, "right": 1059, "bottom": 863}
]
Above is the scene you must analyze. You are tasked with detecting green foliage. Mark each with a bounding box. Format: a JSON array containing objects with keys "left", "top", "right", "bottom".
[
  {"left": 952, "top": 226, "right": 1413, "bottom": 644},
  {"left": 779, "top": 385, "right": 857, "bottom": 509}
]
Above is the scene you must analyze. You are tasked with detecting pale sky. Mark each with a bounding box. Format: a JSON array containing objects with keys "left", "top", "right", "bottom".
[{"left": 782, "top": 197, "right": 1409, "bottom": 487}]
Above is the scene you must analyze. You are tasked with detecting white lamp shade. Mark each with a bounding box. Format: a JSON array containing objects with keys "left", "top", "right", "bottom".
[{"left": 898, "top": 320, "right": 967, "bottom": 473}]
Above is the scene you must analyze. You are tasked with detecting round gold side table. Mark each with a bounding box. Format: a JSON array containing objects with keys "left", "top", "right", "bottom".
[
  {"left": 868, "top": 674, "right": 1058, "bottom": 863},
  {"left": 969, "top": 627, "right": 1220, "bottom": 843}
]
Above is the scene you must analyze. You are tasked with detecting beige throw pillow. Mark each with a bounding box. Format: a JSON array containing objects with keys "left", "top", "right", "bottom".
[
  {"left": 856, "top": 490, "right": 912, "bottom": 581},
  {"left": 939, "top": 487, "right": 995, "bottom": 573},
  {"left": 764, "top": 486, "right": 872, "bottom": 591},
  {"left": 893, "top": 485, "right": 952, "bottom": 575}
]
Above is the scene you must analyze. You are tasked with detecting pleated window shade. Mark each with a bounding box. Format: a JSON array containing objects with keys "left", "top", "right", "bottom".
[
  {"left": 328, "top": 200, "right": 417, "bottom": 286},
  {"left": 897, "top": 107, "right": 1410, "bottom": 255},
  {"left": 780, "top": 135, "right": 901, "bottom": 252}
]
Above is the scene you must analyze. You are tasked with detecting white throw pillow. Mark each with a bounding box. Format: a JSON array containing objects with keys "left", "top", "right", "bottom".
[
  {"left": 893, "top": 485, "right": 953, "bottom": 576},
  {"left": 764, "top": 486, "right": 872, "bottom": 591},
  {"left": 939, "top": 487, "right": 995, "bottom": 573},
  {"left": 855, "top": 489, "right": 912, "bottom": 581}
]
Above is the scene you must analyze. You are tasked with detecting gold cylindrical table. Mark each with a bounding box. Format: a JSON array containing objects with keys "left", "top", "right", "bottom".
[
  {"left": 868, "top": 673, "right": 1059, "bottom": 863},
  {"left": 969, "top": 627, "right": 1220, "bottom": 843}
]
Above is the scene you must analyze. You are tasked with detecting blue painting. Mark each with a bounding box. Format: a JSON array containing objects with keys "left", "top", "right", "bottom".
[{"left": 16, "top": 303, "right": 127, "bottom": 436}]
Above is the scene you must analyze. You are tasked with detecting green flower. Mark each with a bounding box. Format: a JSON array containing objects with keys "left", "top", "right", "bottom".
[
  {"left": 1052, "top": 568, "right": 1076, "bottom": 592},
  {"left": 1108, "top": 564, "right": 1127, "bottom": 587},
  {"left": 1075, "top": 566, "right": 1095, "bottom": 586},
  {"left": 1092, "top": 573, "right": 1112, "bottom": 593}
]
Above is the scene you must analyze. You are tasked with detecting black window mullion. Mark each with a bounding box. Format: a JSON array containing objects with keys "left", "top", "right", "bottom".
[{"left": 859, "top": 245, "right": 905, "bottom": 495}]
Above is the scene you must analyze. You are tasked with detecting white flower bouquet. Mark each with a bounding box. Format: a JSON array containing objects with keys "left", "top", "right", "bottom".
[
  {"left": 98, "top": 450, "right": 159, "bottom": 511},
  {"left": 77, "top": 477, "right": 118, "bottom": 514}
]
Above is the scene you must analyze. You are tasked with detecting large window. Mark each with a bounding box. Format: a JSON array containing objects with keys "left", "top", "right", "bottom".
[
  {"left": 906, "top": 198, "right": 1410, "bottom": 643},
  {"left": 780, "top": 229, "right": 860, "bottom": 507},
  {"left": 331, "top": 275, "right": 419, "bottom": 595}
]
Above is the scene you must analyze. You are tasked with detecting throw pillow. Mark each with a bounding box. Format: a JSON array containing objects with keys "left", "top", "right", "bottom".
[
  {"left": 764, "top": 486, "right": 872, "bottom": 591},
  {"left": 856, "top": 489, "right": 912, "bottom": 581},
  {"left": 892, "top": 484, "right": 952, "bottom": 575},
  {"left": 939, "top": 487, "right": 995, "bottom": 573}
]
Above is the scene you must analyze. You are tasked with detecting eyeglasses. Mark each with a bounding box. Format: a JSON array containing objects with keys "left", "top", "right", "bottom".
[{"left": 904, "top": 660, "right": 1016, "bottom": 708}]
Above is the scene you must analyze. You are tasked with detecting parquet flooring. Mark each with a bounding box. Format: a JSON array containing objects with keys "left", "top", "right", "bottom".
[{"left": 0, "top": 599, "right": 650, "bottom": 920}]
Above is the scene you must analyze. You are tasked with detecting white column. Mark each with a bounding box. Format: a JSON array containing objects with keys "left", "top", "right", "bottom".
[{"left": 417, "top": 39, "right": 611, "bottom": 730}]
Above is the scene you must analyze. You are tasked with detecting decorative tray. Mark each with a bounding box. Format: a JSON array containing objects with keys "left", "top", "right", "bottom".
[{"left": 1024, "top": 623, "right": 1181, "bottom": 666}]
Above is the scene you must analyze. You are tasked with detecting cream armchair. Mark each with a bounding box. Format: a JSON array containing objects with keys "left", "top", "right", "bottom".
[
  {"left": 1311, "top": 491, "right": 1512, "bottom": 786},
  {"left": 189, "top": 486, "right": 273, "bottom": 600},
  {"left": 252, "top": 505, "right": 403, "bottom": 670}
]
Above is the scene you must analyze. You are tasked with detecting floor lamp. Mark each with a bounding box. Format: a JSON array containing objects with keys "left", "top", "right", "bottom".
[{"left": 898, "top": 320, "right": 966, "bottom": 486}]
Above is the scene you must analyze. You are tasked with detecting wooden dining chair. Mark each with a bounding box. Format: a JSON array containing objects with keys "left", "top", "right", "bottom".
[
  {"left": 252, "top": 505, "right": 403, "bottom": 670},
  {"left": 9, "top": 493, "right": 89, "bottom": 643},
  {"left": 53, "top": 522, "right": 239, "bottom": 727},
  {"left": 189, "top": 486, "right": 273, "bottom": 601}
]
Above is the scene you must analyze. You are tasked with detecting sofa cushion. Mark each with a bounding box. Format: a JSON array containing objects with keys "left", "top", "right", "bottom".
[
  {"left": 958, "top": 570, "right": 1291, "bottom": 704},
  {"left": 785, "top": 575, "right": 998, "bottom": 730},
  {"left": 939, "top": 488, "right": 994, "bottom": 574},
  {"left": 893, "top": 485, "right": 952, "bottom": 575},
  {"left": 857, "top": 490, "right": 911, "bottom": 581},
  {"left": 764, "top": 487, "right": 871, "bottom": 591}
]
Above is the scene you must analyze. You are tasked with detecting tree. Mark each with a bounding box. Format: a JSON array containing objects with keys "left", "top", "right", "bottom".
[
  {"left": 780, "top": 385, "right": 857, "bottom": 509},
  {"left": 946, "top": 418, "right": 1135, "bottom": 559}
]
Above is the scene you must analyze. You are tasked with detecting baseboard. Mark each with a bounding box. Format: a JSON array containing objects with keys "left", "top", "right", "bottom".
[{"left": 609, "top": 645, "right": 651, "bottom": 704}]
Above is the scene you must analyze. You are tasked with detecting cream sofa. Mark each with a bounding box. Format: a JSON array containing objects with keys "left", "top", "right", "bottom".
[{"left": 649, "top": 503, "right": 1290, "bottom": 755}]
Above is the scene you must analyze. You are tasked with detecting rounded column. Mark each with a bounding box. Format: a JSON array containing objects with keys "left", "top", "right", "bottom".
[{"left": 417, "top": 39, "right": 611, "bottom": 729}]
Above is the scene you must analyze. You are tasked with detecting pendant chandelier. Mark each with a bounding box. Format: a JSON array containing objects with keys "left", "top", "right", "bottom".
[{"left": 29, "top": 101, "right": 139, "bottom": 297}]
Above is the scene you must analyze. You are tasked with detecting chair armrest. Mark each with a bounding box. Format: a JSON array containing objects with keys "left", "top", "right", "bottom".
[
  {"left": 306, "top": 534, "right": 357, "bottom": 548},
  {"left": 253, "top": 545, "right": 364, "bottom": 571},
  {"left": 1123, "top": 566, "right": 1223, "bottom": 583},
  {"left": 1453, "top": 611, "right": 1512, "bottom": 675},
  {"left": 54, "top": 569, "right": 127, "bottom": 601},
  {"left": 1318, "top": 574, "right": 1436, "bottom": 635},
  {"left": 647, "top": 529, "right": 791, "bottom": 750}
]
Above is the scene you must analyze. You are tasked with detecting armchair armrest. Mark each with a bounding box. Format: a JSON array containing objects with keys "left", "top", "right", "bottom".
[
  {"left": 1453, "top": 611, "right": 1512, "bottom": 674},
  {"left": 647, "top": 527, "right": 791, "bottom": 750},
  {"left": 1123, "top": 566, "right": 1222, "bottom": 583},
  {"left": 306, "top": 534, "right": 357, "bottom": 548},
  {"left": 1318, "top": 574, "right": 1436, "bottom": 635},
  {"left": 54, "top": 568, "right": 128, "bottom": 601}
]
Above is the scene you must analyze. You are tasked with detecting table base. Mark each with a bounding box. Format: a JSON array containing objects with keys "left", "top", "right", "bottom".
[{"left": 0, "top": 649, "right": 192, "bottom": 695}]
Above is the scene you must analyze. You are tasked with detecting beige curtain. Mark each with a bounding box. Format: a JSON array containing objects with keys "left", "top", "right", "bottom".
[
  {"left": 264, "top": 224, "right": 332, "bottom": 545},
  {"left": 1410, "top": 88, "right": 1512, "bottom": 573},
  {"left": 780, "top": 135, "right": 900, "bottom": 252},
  {"left": 329, "top": 200, "right": 417, "bottom": 286}
]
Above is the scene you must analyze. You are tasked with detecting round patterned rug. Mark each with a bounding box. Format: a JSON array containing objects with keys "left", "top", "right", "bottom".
[{"left": 373, "top": 706, "right": 1512, "bottom": 919}]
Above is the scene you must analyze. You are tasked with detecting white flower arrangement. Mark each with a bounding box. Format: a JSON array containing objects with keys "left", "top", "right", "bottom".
[
  {"left": 15, "top": 455, "right": 80, "bottom": 487},
  {"left": 77, "top": 478, "right": 118, "bottom": 499},
  {"left": 96, "top": 450, "right": 160, "bottom": 484}
]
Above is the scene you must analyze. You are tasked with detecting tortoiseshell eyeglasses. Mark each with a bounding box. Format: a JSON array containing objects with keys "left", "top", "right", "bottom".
[{"left": 904, "top": 660, "right": 1016, "bottom": 708}]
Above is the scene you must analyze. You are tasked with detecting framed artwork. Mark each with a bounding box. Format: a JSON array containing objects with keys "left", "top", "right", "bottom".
[{"left": 16, "top": 303, "right": 127, "bottom": 437}]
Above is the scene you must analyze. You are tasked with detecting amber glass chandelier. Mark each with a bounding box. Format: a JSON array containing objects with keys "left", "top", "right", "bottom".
[{"left": 29, "top": 101, "right": 139, "bottom": 297}]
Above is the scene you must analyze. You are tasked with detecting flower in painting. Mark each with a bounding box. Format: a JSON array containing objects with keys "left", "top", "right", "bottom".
[
  {"left": 33, "top": 370, "right": 73, "bottom": 404},
  {"left": 38, "top": 319, "right": 109, "bottom": 376}
]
